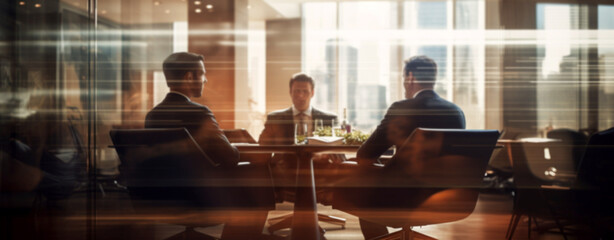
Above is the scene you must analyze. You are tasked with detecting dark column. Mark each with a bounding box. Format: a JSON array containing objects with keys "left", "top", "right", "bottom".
[{"left": 500, "top": 0, "right": 538, "bottom": 133}]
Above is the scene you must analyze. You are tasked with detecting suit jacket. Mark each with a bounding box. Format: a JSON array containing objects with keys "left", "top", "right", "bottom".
[
  {"left": 145, "top": 93, "right": 239, "bottom": 167},
  {"left": 259, "top": 107, "right": 338, "bottom": 145},
  {"left": 357, "top": 90, "right": 466, "bottom": 163}
]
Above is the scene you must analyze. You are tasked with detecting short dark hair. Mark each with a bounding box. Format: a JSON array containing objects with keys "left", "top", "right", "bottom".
[
  {"left": 163, "top": 52, "right": 205, "bottom": 88},
  {"left": 403, "top": 55, "right": 437, "bottom": 86},
  {"left": 289, "top": 73, "right": 315, "bottom": 90}
]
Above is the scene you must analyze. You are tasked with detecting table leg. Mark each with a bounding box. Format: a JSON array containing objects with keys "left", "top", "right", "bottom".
[{"left": 290, "top": 152, "right": 321, "bottom": 240}]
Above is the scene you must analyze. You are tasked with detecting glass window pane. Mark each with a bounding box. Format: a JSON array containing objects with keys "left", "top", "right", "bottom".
[
  {"left": 598, "top": 5, "right": 614, "bottom": 130},
  {"left": 339, "top": 1, "right": 397, "bottom": 131},
  {"left": 536, "top": 4, "right": 588, "bottom": 131},
  {"left": 455, "top": 0, "right": 479, "bottom": 29},
  {"left": 303, "top": 2, "right": 338, "bottom": 114},
  {"left": 417, "top": 1, "right": 447, "bottom": 29}
]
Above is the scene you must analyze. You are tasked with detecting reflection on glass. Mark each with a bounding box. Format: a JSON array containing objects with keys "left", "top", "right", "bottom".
[
  {"left": 598, "top": 5, "right": 614, "bottom": 130},
  {"left": 536, "top": 4, "right": 587, "bottom": 131}
]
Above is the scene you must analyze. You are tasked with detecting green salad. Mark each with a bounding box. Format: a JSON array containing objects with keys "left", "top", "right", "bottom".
[{"left": 313, "top": 126, "right": 370, "bottom": 145}]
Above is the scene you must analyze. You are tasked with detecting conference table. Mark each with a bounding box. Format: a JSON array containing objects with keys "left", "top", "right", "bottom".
[{"left": 233, "top": 143, "right": 361, "bottom": 240}]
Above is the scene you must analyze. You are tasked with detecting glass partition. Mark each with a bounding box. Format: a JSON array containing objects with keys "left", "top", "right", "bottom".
[{"left": 2, "top": 0, "right": 614, "bottom": 239}]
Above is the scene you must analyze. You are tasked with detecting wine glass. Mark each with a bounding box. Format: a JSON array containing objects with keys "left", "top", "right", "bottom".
[
  {"left": 295, "top": 123, "right": 308, "bottom": 144},
  {"left": 314, "top": 119, "right": 324, "bottom": 136}
]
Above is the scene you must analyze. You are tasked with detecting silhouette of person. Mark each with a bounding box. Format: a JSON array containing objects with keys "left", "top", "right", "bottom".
[
  {"left": 145, "top": 52, "right": 238, "bottom": 167},
  {"left": 354, "top": 55, "right": 466, "bottom": 238},
  {"left": 145, "top": 52, "right": 266, "bottom": 239}
]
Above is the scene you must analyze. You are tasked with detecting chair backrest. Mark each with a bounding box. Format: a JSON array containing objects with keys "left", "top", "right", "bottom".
[
  {"left": 109, "top": 128, "right": 219, "bottom": 206},
  {"left": 510, "top": 139, "right": 577, "bottom": 189},
  {"left": 577, "top": 127, "right": 614, "bottom": 189},
  {"left": 333, "top": 128, "right": 499, "bottom": 227},
  {"left": 223, "top": 129, "right": 257, "bottom": 144},
  {"left": 386, "top": 128, "right": 500, "bottom": 189},
  {"left": 510, "top": 141, "right": 554, "bottom": 188},
  {"left": 547, "top": 128, "right": 588, "bottom": 172}
]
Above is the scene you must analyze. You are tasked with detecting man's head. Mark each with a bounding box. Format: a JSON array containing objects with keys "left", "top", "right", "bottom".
[
  {"left": 289, "top": 73, "right": 315, "bottom": 112},
  {"left": 163, "top": 52, "right": 207, "bottom": 98},
  {"left": 403, "top": 55, "right": 437, "bottom": 99}
]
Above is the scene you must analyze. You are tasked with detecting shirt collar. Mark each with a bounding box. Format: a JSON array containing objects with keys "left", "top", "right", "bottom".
[
  {"left": 412, "top": 89, "right": 434, "bottom": 98},
  {"left": 169, "top": 91, "right": 191, "bottom": 101},
  {"left": 292, "top": 105, "right": 313, "bottom": 117}
]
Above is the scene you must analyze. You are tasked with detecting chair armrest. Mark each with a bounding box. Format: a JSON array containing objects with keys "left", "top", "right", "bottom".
[
  {"left": 341, "top": 160, "right": 384, "bottom": 168},
  {"left": 341, "top": 161, "right": 358, "bottom": 165},
  {"left": 540, "top": 185, "right": 570, "bottom": 190},
  {"left": 377, "top": 156, "right": 393, "bottom": 165}
]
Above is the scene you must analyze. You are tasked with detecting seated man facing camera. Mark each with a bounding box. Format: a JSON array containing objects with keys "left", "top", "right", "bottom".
[
  {"left": 259, "top": 73, "right": 338, "bottom": 202},
  {"left": 145, "top": 52, "right": 267, "bottom": 239}
]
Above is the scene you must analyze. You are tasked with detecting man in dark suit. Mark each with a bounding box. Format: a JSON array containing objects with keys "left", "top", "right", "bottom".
[
  {"left": 259, "top": 73, "right": 337, "bottom": 145},
  {"left": 355, "top": 55, "right": 466, "bottom": 238},
  {"left": 145, "top": 52, "right": 238, "bottom": 167},
  {"left": 145, "top": 52, "right": 264, "bottom": 239},
  {"left": 259, "top": 73, "right": 338, "bottom": 201}
]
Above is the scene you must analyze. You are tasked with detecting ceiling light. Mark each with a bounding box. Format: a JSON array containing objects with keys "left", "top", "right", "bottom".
[
  {"left": 195, "top": 8, "right": 202, "bottom": 13},
  {"left": 19, "top": 1, "right": 25, "bottom": 6},
  {"left": 154, "top": 1, "right": 160, "bottom": 6},
  {"left": 165, "top": 9, "right": 170, "bottom": 14},
  {"left": 34, "top": 3, "right": 41, "bottom": 7},
  {"left": 247, "top": 5, "right": 251, "bottom": 9},
  {"left": 194, "top": 1, "right": 201, "bottom": 5},
  {"left": 101, "top": 10, "right": 107, "bottom": 14},
  {"left": 206, "top": 4, "right": 213, "bottom": 9}
]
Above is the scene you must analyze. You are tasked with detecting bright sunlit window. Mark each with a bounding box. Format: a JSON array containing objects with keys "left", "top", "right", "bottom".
[{"left": 303, "top": 0, "right": 485, "bottom": 131}]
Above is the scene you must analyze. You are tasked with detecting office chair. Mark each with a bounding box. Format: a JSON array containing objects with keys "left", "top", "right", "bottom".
[
  {"left": 571, "top": 127, "right": 614, "bottom": 236},
  {"left": 505, "top": 140, "right": 574, "bottom": 240},
  {"left": 547, "top": 128, "right": 588, "bottom": 173},
  {"left": 110, "top": 128, "right": 275, "bottom": 240},
  {"left": 333, "top": 128, "right": 500, "bottom": 239}
]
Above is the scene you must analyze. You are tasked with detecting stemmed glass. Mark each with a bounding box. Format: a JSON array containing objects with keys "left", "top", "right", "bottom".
[
  {"left": 295, "top": 123, "right": 308, "bottom": 144},
  {"left": 314, "top": 119, "right": 324, "bottom": 136}
]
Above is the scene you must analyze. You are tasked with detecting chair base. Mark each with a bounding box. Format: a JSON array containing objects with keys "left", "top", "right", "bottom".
[
  {"left": 166, "top": 227, "right": 217, "bottom": 240},
  {"left": 372, "top": 227, "right": 437, "bottom": 240},
  {"left": 506, "top": 213, "right": 569, "bottom": 240},
  {"left": 267, "top": 213, "right": 346, "bottom": 233}
]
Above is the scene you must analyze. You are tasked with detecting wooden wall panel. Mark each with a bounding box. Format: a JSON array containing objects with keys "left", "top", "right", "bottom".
[
  {"left": 188, "top": 0, "right": 236, "bottom": 129},
  {"left": 265, "top": 18, "right": 302, "bottom": 114}
]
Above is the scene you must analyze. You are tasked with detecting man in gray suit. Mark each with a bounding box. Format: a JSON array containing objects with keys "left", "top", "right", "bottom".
[{"left": 355, "top": 55, "right": 466, "bottom": 238}]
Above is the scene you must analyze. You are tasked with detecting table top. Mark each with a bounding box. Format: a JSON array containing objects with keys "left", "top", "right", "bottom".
[
  {"left": 497, "top": 138, "right": 561, "bottom": 143},
  {"left": 232, "top": 143, "right": 361, "bottom": 154}
]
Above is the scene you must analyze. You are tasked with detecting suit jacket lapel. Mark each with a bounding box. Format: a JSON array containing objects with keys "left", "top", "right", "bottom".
[{"left": 282, "top": 108, "right": 295, "bottom": 141}]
